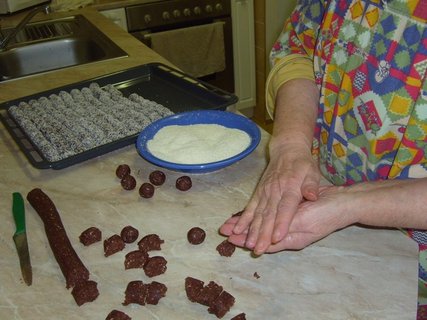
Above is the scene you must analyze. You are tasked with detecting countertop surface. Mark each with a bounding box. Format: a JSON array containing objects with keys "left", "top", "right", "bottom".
[
  {"left": 0, "top": 116, "right": 420, "bottom": 320},
  {"left": 0, "top": 6, "right": 420, "bottom": 320}
]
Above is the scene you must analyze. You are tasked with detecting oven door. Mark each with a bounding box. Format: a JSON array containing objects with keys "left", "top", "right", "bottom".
[{"left": 130, "top": 18, "right": 234, "bottom": 94}]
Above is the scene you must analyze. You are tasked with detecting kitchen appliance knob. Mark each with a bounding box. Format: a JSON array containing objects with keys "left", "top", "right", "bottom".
[
  {"left": 162, "top": 11, "right": 171, "bottom": 20},
  {"left": 215, "top": 3, "right": 223, "bottom": 11},
  {"left": 173, "top": 9, "right": 181, "bottom": 18},
  {"left": 205, "top": 4, "right": 213, "bottom": 13},
  {"left": 144, "top": 14, "right": 152, "bottom": 24},
  {"left": 183, "top": 8, "right": 191, "bottom": 16},
  {"left": 194, "top": 6, "right": 201, "bottom": 15}
]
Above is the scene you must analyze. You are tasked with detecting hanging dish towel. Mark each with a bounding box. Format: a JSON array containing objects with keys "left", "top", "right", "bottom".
[{"left": 150, "top": 22, "right": 226, "bottom": 78}]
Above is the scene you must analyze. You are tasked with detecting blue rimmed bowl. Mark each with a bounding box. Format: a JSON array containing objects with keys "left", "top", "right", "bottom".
[{"left": 136, "top": 110, "right": 261, "bottom": 173}]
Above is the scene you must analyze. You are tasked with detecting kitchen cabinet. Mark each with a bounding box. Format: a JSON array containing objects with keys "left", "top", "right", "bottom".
[
  {"left": 252, "top": 0, "right": 297, "bottom": 133},
  {"left": 231, "top": 0, "right": 256, "bottom": 116}
]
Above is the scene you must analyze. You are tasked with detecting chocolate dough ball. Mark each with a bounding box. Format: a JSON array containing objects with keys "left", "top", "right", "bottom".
[
  {"left": 176, "top": 176, "right": 192, "bottom": 191},
  {"left": 187, "top": 227, "right": 206, "bottom": 245},
  {"left": 121, "top": 175, "right": 136, "bottom": 190},
  {"left": 116, "top": 164, "right": 131, "bottom": 179},
  {"left": 216, "top": 239, "right": 236, "bottom": 257},
  {"left": 120, "top": 225, "right": 139, "bottom": 243},
  {"left": 139, "top": 182, "right": 155, "bottom": 198},
  {"left": 149, "top": 170, "right": 166, "bottom": 186},
  {"left": 79, "top": 227, "right": 102, "bottom": 246},
  {"left": 105, "top": 310, "right": 131, "bottom": 320}
]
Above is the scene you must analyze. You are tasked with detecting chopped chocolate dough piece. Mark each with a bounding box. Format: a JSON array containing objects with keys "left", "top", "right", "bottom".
[
  {"left": 120, "top": 226, "right": 139, "bottom": 243},
  {"left": 187, "top": 227, "right": 206, "bottom": 245},
  {"left": 185, "top": 277, "right": 205, "bottom": 303},
  {"left": 79, "top": 227, "right": 102, "bottom": 246},
  {"left": 138, "top": 234, "right": 164, "bottom": 252},
  {"left": 124, "top": 250, "right": 149, "bottom": 270},
  {"left": 104, "top": 234, "right": 125, "bottom": 257},
  {"left": 176, "top": 175, "right": 192, "bottom": 191},
  {"left": 27, "top": 188, "right": 90, "bottom": 289},
  {"left": 139, "top": 182, "right": 155, "bottom": 198},
  {"left": 145, "top": 281, "right": 167, "bottom": 305},
  {"left": 105, "top": 309, "right": 131, "bottom": 320},
  {"left": 121, "top": 175, "right": 136, "bottom": 190},
  {"left": 143, "top": 256, "right": 167, "bottom": 278},
  {"left": 71, "top": 280, "right": 99, "bottom": 306},
  {"left": 230, "top": 313, "right": 246, "bottom": 320},
  {"left": 149, "top": 170, "right": 166, "bottom": 186},
  {"left": 198, "top": 281, "right": 223, "bottom": 306},
  {"left": 116, "top": 164, "right": 131, "bottom": 179},
  {"left": 123, "top": 280, "right": 147, "bottom": 306},
  {"left": 232, "top": 210, "right": 243, "bottom": 217},
  {"left": 208, "top": 290, "right": 236, "bottom": 319},
  {"left": 254, "top": 272, "right": 260, "bottom": 279},
  {"left": 216, "top": 240, "right": 236, "bottom": 257}
]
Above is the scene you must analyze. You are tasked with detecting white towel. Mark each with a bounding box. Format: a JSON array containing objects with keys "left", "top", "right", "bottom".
[{"left": 150, "top": 22, "right": 226, "bottom": 78}]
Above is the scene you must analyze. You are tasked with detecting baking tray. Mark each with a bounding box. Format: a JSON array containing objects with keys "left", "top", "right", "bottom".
[{"left": 0, "top": 63, "right": 238, "bottom": 170}]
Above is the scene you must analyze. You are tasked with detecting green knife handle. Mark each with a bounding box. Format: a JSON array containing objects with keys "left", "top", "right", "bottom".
[{"left": 12, "top": 192, "right": 26, "bottom": 235}]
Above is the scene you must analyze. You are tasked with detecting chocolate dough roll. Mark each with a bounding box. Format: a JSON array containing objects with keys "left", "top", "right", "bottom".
[{"left": 27, "top": 188, "right": 90, "bottom": 289}]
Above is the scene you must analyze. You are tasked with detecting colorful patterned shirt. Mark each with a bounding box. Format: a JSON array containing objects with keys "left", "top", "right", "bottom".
[
  {"left": 270, "top": 0, "right": 427, "bottom": 185},
  {"left": 268, "top": 0, "right": 427, "bottom": 311}
]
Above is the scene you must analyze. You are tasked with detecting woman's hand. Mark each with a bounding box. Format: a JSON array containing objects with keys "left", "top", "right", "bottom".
[
  {"left": 222, "top": 177, "right": 427, "bottom": 253},
  {"left": 220, "top": 143, "right": 321, "bottom": 255},
  {"left": 221, "top": 185, "right": 356, "bottom": 253},
  {"left": 220, "top": 78, "right": 321, "bottom": 255},
  {"left": 264, "top": 185, "right": 355, "bottom": 252}
]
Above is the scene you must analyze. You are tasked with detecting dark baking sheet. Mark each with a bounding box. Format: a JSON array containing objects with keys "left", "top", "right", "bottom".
[{"left": 0, "top": 63, "right": 238, "bottom": 169}]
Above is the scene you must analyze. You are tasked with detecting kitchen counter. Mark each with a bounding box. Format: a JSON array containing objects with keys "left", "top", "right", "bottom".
[
  {"left": 0, "top": 6, "right": 420, "bottom": 320},
  {"left": 0, "top": 124, "right": 420, "bottom": 319}
]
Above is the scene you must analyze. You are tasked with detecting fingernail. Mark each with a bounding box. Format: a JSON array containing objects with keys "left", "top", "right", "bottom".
[{"left": 245, "top": 240, "right": 254, "bottom": 249}]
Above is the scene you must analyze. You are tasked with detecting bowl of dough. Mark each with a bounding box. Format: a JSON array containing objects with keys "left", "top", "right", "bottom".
[{"left": 136, "top": 110, "right": 261, "bottom": 173}]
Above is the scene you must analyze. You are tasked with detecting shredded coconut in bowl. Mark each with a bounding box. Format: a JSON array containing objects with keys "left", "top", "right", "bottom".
[{"left": 147, "top": 124, "right": 251, "bottom": 164}]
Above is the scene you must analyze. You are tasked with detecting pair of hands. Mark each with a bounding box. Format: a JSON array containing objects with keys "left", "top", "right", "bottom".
[{"left": 219, "top": 146, "right": 354, "bottom": 255}]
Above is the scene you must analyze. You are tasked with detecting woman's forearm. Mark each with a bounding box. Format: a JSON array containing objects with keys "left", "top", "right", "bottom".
[
  {"left": 269, "top": 79, "right": 319, "bottom": 157},
  {"left": 348, "top": 178, "right": 427, "bottom": 229}
]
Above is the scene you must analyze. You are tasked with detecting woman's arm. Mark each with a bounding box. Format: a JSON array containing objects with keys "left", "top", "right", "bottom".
[
  {"left": 221, "top": 78, "right": 320, "bottom": 254},
  {"left": 220, "top": 0, "right": 328, "bottom": 255},
  {"left": 266, "top": 178, "right": 427, "bottom": 252}
]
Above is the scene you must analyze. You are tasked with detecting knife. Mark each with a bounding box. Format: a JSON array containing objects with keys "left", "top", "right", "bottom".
[{"left": 12, "top": 192, "right": 32, "bottom": 286}]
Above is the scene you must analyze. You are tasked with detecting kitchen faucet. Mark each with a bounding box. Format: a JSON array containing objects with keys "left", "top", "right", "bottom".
[{"left": 0, "top": 4, "right": 51, "bottom": 51}]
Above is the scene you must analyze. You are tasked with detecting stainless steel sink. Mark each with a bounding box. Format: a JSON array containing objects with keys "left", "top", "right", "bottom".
[{"left": 0, "top": 15, "right": 127, "bottom": 81}]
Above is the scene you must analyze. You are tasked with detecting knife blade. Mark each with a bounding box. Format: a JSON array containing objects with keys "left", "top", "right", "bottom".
[{"left": 12, "top": 192, "right": 32, "bottom": 286}]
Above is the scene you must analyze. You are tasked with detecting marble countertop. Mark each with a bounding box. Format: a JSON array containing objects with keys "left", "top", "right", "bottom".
[
  {"left": 0, "top": 5, "right": 420, "bottom": 320},
  {"left": 0, "top": 120, "right": 419, "bottom": 319}
]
